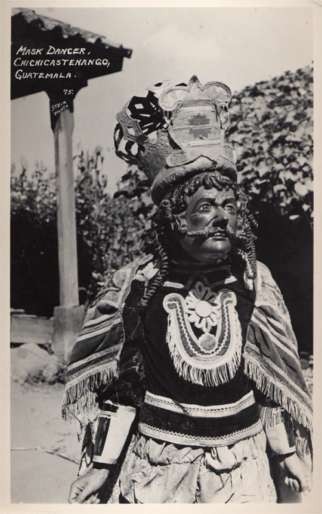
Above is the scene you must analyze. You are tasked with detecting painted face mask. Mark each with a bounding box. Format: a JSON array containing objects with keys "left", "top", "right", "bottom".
[{"left": 175, "top": 185, "right": 238, "bottom": 264}]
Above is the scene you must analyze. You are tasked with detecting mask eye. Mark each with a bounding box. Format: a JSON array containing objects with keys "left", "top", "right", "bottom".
[
  {"left": 225, "top": 203, "right": 237, "bottom": 214},
  {"left": 197, "top": 202, "right": 212, "bottom": 213}
]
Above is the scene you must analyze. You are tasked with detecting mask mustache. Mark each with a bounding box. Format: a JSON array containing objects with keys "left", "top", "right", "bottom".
[{"left": 186, "top": 222, "right": 233, "bottom": 240}]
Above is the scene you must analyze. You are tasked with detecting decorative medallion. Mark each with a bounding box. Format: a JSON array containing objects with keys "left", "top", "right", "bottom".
[{"left": 163, "top": 282, "right": 242, "bottom": 387}]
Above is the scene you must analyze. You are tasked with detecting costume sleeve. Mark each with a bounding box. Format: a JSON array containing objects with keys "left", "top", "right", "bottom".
[
  {"left": 92, "top": 285, "right": 146, "bottom": 467},
  {"left": 62, "top": 261, "right": 149, "bottom": 475},
  {"left": 253, "top": 389, "right": 295, "bottom": 456},
  {"left": 259, "top": 402, "right": 296, "bottom": 457}
]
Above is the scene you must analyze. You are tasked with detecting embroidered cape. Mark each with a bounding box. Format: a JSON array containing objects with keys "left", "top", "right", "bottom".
[{"left": 62, "top": 255, "right": 312, "bottom": 455}]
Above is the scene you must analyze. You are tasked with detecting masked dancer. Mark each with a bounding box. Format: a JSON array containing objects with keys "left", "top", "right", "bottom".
[{"left": 64, "top": 77, "right": 312, "bottom": 504}]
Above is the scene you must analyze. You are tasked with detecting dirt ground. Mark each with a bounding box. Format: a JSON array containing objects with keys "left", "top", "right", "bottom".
[{"left": 11, "top": 380, "right": 80, "bottom": 503}]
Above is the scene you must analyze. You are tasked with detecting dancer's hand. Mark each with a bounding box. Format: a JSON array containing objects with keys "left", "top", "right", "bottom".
[
  {"left": 68, "top": 467, "right": 109, "bottom": 503},
  {"left": 279, "top": 453, "right": 311, "bottom": 493}
]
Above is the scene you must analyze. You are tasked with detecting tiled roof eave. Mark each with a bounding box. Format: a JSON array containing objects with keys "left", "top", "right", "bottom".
[{"left": 11, "top": 8, "right": 132, "bottom": 58}]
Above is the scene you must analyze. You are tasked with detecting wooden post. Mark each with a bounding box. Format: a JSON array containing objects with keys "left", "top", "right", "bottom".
[
  {"left": 50, "top": 93, "right": 85, "bottom": 361},
  {"left": 53, "top": 108, "right": 78, "bottom": 307}
]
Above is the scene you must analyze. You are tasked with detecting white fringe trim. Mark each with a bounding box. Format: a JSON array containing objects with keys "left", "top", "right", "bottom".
[
  {"left": 244, "top": 357, "right": 312, "bottom": 432},
  {"left": 260, "top": 406, "right": 284, "bottom": 427},
  {"left": 168, "top": 335, "right": 241, "bottom": 387},
  {"left": 62, "top": 363, "right": 118, "bottom": 420}
]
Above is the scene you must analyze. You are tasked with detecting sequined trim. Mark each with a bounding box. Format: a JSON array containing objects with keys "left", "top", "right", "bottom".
[
  {"left": 138, "top": 419, "right": 263, "bottom": 448},
  {"left": 144, "top": 390, "right": 256, "bottom": 418}
]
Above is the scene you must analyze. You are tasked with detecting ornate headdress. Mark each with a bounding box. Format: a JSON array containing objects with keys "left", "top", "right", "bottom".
[{"left": 114, "top": 76, "right": 236, "bottom": 204}]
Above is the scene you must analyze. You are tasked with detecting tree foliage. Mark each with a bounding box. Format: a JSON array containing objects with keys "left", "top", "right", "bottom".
[
  {"left": 228, "top": 65, "right": 313, "bottom": 223},
  {"left": 74, "top": 148, "right": 146, "bottom": 299},
  {"left": 11, "top": 149, "right": 145, "bottom": 315}
]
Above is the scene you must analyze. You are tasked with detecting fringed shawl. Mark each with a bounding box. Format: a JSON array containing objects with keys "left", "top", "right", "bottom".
[
  {"left": 62, "top": 254, "right": 155, "bottom": 421},
  {"left": 244, "top": 262, "right": 312, "bottom": 456},
  {"left": 62, "top": 257, "right": 312, "bottom": 453}
]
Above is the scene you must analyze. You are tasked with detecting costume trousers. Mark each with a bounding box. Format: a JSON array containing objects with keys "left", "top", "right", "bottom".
[{"left": 110, "top": 430, "right": 277, "bottom": 503}]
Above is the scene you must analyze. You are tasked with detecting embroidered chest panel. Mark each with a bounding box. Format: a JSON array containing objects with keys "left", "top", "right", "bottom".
[{"left": 163, "top": 281, "right": 242, "bottom": 387}]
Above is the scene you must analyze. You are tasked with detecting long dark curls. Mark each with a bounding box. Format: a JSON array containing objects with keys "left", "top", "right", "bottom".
[{"left": 141, "top": 170, "right": 257, "bottom": 308}]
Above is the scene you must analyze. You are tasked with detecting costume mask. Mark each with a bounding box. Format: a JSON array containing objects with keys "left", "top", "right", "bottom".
[{"left": 177, "top": 185, "right": 238, "bottom": 263}]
